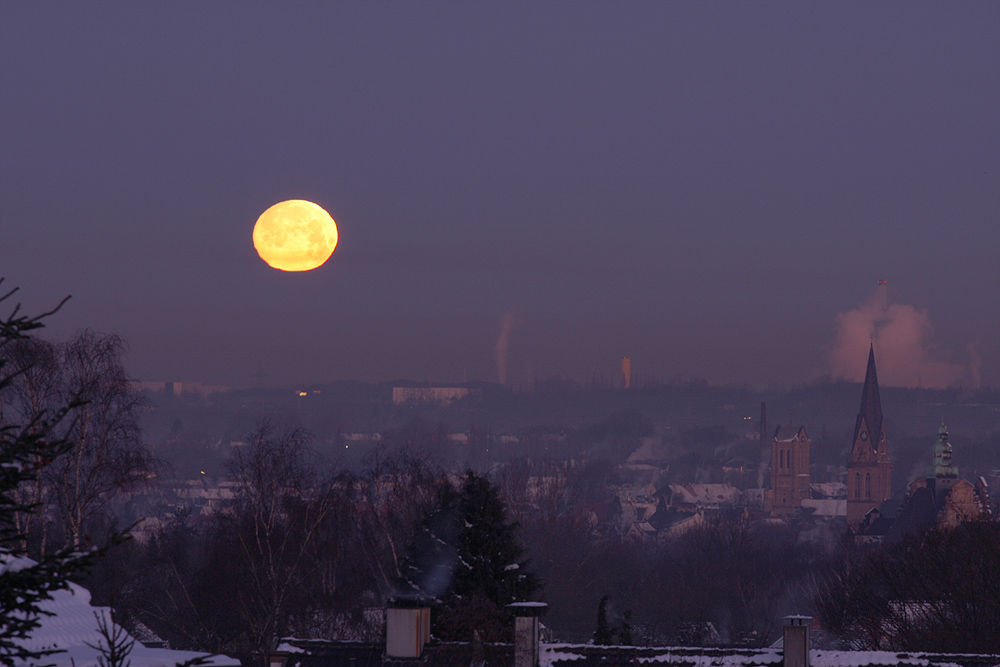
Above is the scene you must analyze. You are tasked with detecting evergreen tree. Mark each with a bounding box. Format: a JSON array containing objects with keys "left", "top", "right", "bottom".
[
  {"left": 453, "top": 472, "right": 538, "bottom": 605},
  {"left": 0, "top": 287, "right": 99, "bottom": 666},
  {"left": 593, "top": 595, "right": 613, "bottom": 645},
  {"left": 619, "top": 609, "right": 633, "bottom": 645},
  {"left": 401, "top": 471, "right": 539, "bottom": 641}
]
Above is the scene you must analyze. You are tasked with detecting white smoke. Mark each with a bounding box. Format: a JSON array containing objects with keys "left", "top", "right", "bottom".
[
  {"left": 967, "top": 341, "right": 982, "bottom": 389},
  {"left": 495, "top": 310, "right": 520, "bottom": 386},
  {"left": 829, "top": 287, "right": 971, "bottom": 388}
]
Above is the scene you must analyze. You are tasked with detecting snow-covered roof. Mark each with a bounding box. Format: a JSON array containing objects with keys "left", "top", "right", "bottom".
[
  {"left": 668, "top": 484, "right": 741, "bottom": 508},
  {"left": 273, "top": 637, "right": 1000, "bottom": 667},
  {"left": 541, "top": 645, "right": 1000, "bottom": 667},
  {"left": 541, "top": 643, "right": 782, "bottom": 667},
  {"left": 774, "top": 425, "right": 807, "bottom": 443},
  {"left": 801, "top": 499, "right": 848, "bottom": 517},
  {"left": 811, "top": 651, "right": 971, "bottom": 667},
  {"left": 811, "top": 482, "right": 847, "bottom": 499},
  {"left": 1, "top": 554, "right": 238, "bottom": 667}
]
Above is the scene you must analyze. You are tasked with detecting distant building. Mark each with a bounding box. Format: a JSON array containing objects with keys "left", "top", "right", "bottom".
[
  {"left": 875, "top": 423, "right": 992, "bottom": 541},
  {"left": 391, "top": 386, "right": 475, "bottom": 405},
  {"left": 769, "top": 425, "right": 811, "bottom": 515},
  {"left": 134, "top": 380, "right": 231, "bottom": 397},
  {"left": 846, "top": 345, "right": 893, "bottom": 526}
]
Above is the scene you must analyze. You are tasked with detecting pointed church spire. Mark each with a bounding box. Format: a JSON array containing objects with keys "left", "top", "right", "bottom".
[
  {"left": 847, "top": 344, "right": 892, "bottom": 526},
  {"left": 854, "top": 343, "right": 885, "bottom": 452}
]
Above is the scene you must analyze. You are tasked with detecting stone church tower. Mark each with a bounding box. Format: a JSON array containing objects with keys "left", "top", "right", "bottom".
[
  {"left": 770, "top": 425, "right": 811, "bottom": 515},
  {"left": 846, "top": 345, "right": 893, "bottom": 526}
]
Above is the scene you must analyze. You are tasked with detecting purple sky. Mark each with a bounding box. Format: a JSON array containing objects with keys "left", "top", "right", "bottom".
[{"left": 3, "top": 3, "right": 998, "bottom": 389}]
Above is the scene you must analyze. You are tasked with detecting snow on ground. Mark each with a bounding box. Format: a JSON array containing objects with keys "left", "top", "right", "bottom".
[{"left": 2, "top": 554, "right": 238, "bottom": 667}]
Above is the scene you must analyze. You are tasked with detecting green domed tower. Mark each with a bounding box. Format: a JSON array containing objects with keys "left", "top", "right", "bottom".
[{"left": 927, "top": 423, "right": 959, "bottom": 502}]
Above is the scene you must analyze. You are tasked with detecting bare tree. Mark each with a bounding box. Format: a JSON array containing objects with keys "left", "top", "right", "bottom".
[
  {"left": 0, "top": 329, "right": 152, "bottom": 553},
  {"left": 814, "top": 523, "right": 1000, "bottom": 652},
  {"left": 0, "top": 336, "right": 60, "bottom": 553},
  {"left": 215, "top": 420, "right": 348, "bottom": 666},
  {"left": 92, "top": 432, "right": 440, "bottom": 660},
  {"left": 356, "top": 445, "right": 440, "bottom": 593},
  {"left": 0, "top": 284, "right": 108, "bottom": 667},
  {"left": 48, "top": 330, "right": 153, "bottom": 550}
]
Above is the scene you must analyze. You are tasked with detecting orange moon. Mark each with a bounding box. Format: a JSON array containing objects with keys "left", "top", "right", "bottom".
[{"left": 252, "top": 200, "right": 339, "bottom": 271}]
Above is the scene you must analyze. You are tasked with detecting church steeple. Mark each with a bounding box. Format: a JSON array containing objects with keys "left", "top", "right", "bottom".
[
  {"left": 852, "top": 344, "right": 886, "bottom": 454},
  {"left": 846, "top": 344, "right": 893, "bottom": 526}
]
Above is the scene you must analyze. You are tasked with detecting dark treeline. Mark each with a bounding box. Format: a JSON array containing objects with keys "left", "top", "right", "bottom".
[
  {"left": 76, "top": 440, "right": 1000, "bottom": 662},
  {"left": 815, "top": 521, "right": 1000, "bottom": 653},
  {"left": 82, "top": 425, "right": 431, "bottom": 665},
  {"left": 80, "top": 426, "right": 543, "bottom": 666},
  {"left": 79, "top": 443, "right": 830, "bottom": 661},
  {"left": 501, "top": 458, "right": 832, "bottom": 645}
]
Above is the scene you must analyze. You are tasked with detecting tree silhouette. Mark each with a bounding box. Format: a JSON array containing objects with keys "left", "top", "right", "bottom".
[
  {"left": 402, "top": 471, "right": 539, "bottom": 641},
  {"left": 593, "top": 595, "right": 613, "bottom": 645},
  {"left": 0, "top": 284, "right": 101, "bottom": 666}
]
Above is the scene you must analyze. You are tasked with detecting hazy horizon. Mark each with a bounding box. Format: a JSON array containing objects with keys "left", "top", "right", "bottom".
[{"left": 4, "top": 3, "right": 997, "bottom": 390}]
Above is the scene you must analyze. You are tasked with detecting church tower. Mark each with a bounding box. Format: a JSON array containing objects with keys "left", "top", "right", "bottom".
[
  {"left": 846, "top": 345, "right": 893, "bottom": 526},
  {"left": 770, "top": 425, "right": 811, "bottom": 515}
]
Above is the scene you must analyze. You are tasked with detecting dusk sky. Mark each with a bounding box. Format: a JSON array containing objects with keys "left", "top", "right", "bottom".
[{"left": 3, "top": 3, "right": 998, "bottom": 390}]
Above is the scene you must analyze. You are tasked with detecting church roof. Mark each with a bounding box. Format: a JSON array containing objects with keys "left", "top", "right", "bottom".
[
  {"left": 853, "top": 345, "right": 885, "bottom": 452},
  {"left": 885, "top": 486, "right": 938, "bottom": 542}
]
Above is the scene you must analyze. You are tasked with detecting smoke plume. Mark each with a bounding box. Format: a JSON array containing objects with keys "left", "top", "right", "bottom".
[
  {"left": 829, "top": 287, "right": 970, "bottom": 388},
  {"left": 495, "top": 310, "right": 520, "bottom": 386}
]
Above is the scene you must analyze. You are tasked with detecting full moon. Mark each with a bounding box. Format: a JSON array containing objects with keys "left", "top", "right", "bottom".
[{"left": 252, "top": 200, "right": 339, "bottom": 272}]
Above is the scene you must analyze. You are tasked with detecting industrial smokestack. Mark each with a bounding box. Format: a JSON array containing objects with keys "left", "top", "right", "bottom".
[
  {"left": 875, "top": 279, "right": 888, "bottom": 315},
  {"left": 621, "top": 357, "right": 631, "bottom": 390},
  {"left": 496, "top": 311, "right": 518, "bottom": 386},
  {"left": 758, "top": 401, "right": 767, "bottom": 488}
]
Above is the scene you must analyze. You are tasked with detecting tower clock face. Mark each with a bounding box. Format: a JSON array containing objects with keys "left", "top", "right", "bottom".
[{"left": 861, "top": 432, "right": 868, "bottom": 440}]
